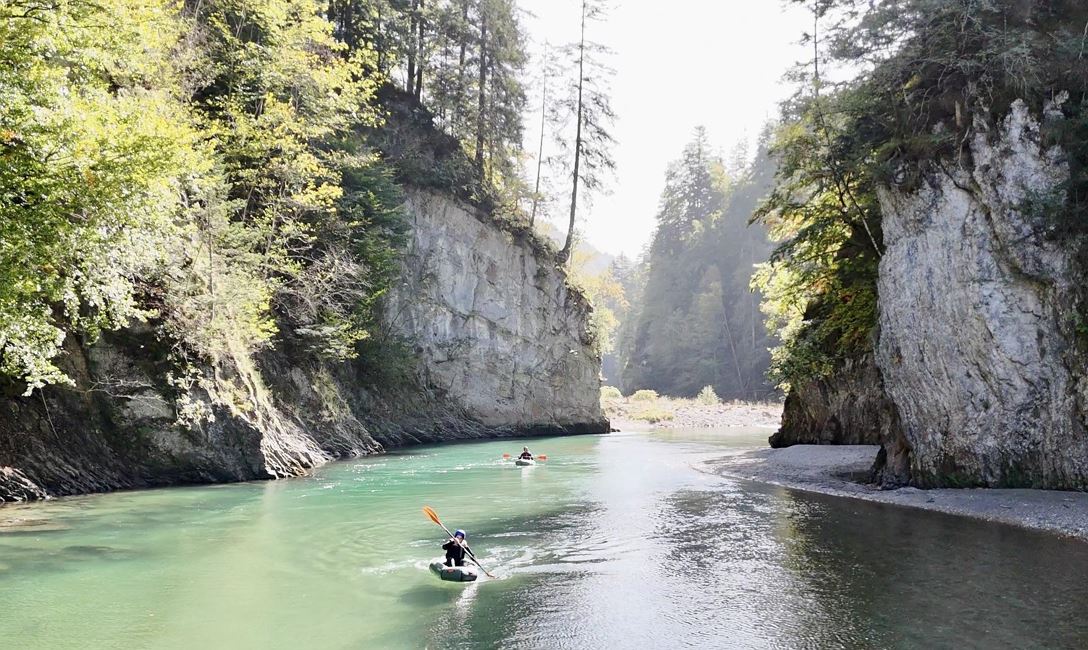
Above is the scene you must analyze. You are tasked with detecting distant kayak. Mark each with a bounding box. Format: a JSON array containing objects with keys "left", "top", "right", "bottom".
[
  {"left": 514, "top": 458, "right": 535, "bottom": 466},
  {"left": 429, "top": 559, "right": 478, "bottom": 582}
]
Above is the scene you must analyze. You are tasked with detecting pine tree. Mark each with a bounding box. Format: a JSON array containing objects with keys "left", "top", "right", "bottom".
[{"left": 556, "top": 0, "right": 616, "bottom": 263}]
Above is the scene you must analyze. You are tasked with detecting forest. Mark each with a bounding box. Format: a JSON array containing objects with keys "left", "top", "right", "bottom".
[
  {"left": 609, "top": 129, "right": 775, "bottom": 401},
  {"left": 0, "top": 0, "right": 619, "bottom": 400}
]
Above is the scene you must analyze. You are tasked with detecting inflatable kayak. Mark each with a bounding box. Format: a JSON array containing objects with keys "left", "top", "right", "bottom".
[
  {"left": 429, "top": 558, "right": 478, "bottom": 582},
  {"left": 514, "top": 458, "right": 535, "bottom": 466}
]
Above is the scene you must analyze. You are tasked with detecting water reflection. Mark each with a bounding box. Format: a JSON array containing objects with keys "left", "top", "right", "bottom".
[{"left": 4, "top": 430, "right": 1088, "bottom": 649}]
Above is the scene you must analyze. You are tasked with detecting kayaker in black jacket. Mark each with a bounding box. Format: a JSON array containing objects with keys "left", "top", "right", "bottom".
[
  {"left": 518, "top": 447, "right": 533, "bottom": 460},
  {"left": 443, "top": 529, "right": 469, "bottom": 567}
]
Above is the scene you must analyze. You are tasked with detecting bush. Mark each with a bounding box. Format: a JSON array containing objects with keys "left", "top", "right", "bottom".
[
  {"left": 633, "top": 407, "right": 674, "bottom": 423},
  {"left": 600, "top": 386, "right": 622, "bottom": 400},
  {"left": 631, "top": 389, "right": 658, "bottom": 402},
  {"left": 696, "top": 385, "right": 720, "bottom": 406}
]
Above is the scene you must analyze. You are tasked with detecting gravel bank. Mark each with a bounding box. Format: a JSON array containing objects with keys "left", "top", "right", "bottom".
[
  {"left": 712, "top": 445, "right": 1088, "bottom": 541},
  {"left": 607, "top": 400, "right": 783, "bottom": 431}
]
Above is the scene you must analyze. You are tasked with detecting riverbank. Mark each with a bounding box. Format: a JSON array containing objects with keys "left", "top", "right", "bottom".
[
  {"left": 713, "top": 445, "right": 1088, "bottom": 541},
  {"left": 604, "top": 395, "right": 782, "bottom": 430}
]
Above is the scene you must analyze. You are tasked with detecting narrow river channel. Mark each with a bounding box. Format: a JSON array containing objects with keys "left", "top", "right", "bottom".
[{"left": 2, "top": 428, "right": 1087, "bottom": 649}]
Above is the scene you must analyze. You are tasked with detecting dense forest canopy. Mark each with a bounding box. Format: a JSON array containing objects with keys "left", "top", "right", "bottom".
[
  {"left": 0, "top": 0, "right": 547, "bottom": 397},
  {"left": 617, "top": 129, "right": 775, "bottom": 401}
]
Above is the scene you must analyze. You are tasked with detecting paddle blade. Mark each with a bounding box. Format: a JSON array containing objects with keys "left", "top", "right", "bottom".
[
  {"left": 537, "top": 455, "right": 547, "bottom": 461},
  {"left": 422, "top": 505, "right": 441, "bottom": 525},
  {"left": 502, "top": 453, "right": 510, "bottom": 459}
]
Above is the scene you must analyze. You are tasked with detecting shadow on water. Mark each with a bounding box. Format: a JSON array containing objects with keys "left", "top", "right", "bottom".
[{"left": 772, "top": 487, "right": 1088, "bottom": 649}]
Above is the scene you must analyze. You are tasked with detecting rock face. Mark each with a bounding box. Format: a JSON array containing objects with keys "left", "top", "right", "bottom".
[
  {"left": 875, "top": 100, "right": 1088, "bottom": 488},
  {"left": 384, "top": 192, "right": 607, "bottom": 434},
  {"left": 0, "top": 192, "right": 607, "bottom": 501},
  {"left": 775, "top": 100, "right": 1088, "bottom": 490},
  {"left": 769, "top": 354, "right": 896, "bottom": 451}
]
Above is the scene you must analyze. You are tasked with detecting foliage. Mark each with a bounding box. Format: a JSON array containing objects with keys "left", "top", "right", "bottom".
[
  {"left": 631, "top": 407, "right": 673, "bottom": 423},
  {"left": 568, "top": 246, "right": 627, "bottom": 357},
  {"left": 600, "top": 385, "right": 622, "bottom": 400},
  {"left": 0, "top": 0, "right": 409, "bottom": 395},
  {"left": 696, "top": 385, "right": 720, "bottom": 406},
  {"left": 0, "top": 0, "right": 202, "bottom": 392},
  {"left": 622, "top": 129, "right": 775, "bottom": 400},
  {"left": 630, "top": 389, "right": 658, "bottom": 402}
]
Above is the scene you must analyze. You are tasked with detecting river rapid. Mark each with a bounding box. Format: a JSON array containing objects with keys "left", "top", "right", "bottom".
[{"left": 2, "top": 428, "right": 1088, "bottom": 649}]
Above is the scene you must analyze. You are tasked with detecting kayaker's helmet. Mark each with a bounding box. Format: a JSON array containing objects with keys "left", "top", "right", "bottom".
[
  {"left": 522, "top": 446, "right": 529, "bottom": 452},
  {"left": 454, "top": 529, "right": 466, "bottom": 539}
]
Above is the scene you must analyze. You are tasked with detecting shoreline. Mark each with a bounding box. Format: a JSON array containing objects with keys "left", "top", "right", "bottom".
[
  {"left": 711, "top": 445, "right": 1088, "bottom": 542},
  {"left": 606, "top": 398, "right": 783, "bottom": 431}
]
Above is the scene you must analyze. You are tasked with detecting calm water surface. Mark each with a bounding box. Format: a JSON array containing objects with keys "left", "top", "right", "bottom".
[{"left": 2, "top": 428, "right": 1087, "bottom": 649}]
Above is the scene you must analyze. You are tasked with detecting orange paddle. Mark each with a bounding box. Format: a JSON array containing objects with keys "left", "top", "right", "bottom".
[{"left": 422, "top": 505, "right": 494, "bottom": 578}]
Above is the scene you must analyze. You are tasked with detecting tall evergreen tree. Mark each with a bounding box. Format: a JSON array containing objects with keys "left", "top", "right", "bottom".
[
  {"left": 621, "top": 130, "right": 775, "bottom": 399},
  {"left": 555, "top": 0, "right": 616, "bottom": 263}
]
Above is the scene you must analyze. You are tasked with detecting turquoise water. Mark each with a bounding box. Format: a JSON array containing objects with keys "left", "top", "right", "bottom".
[{"left": 3, "top": 429, "right": 1088, "bottom": 649}]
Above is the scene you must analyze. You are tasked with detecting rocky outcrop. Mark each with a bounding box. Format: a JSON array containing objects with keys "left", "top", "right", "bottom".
[
  {"left": 875, "top": 100, "right": 1088, "bottom": 489},
  {"left": 769, "top": 354, "right": 896, "bottom": 451},
  {"left": 0, "top": 192, "right": 607, "bottom": 502},
  {"left": 774, "top": 100, "right": 1088, "bottom": 490},
  {"left": 384, "top": 192, "right": 607, "bottom": 434}
]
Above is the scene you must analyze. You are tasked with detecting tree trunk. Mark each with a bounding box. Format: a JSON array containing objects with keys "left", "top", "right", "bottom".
[
  {"left": 560, "top": 1, "right": 587, "bottom": 263},
  {"left": 407, "top": 0, "right": 419, "bottom": 95},
  {"left": 414, "top": 0, "right": 425, "bottom": 101},
  {"left": 717, "top": 266, "right": 746, "bottom": 394},
  {"left": 454, "top": 0, "right": 469, "bottom": 129},
  {"left": 474, "top": 13, "right": 488, "bottom": 177},
  {"left": 530, "top": 43, "right": 548, "bottom": 228}
]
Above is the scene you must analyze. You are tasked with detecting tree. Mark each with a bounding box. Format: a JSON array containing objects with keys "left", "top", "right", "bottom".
[
  {"left": 556, "top": 0, "right": 616, "bottom": 263},
  {"left": 621, "top": 130, "right": 775, "bottom": 399}
]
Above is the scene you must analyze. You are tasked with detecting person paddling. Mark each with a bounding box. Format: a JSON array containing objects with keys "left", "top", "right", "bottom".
[
  {"left": 518, "top": 446, "right": 534, "bottom": 461},
  {"left": 442, "top": 529, "right": 471, "bottom": 567}
]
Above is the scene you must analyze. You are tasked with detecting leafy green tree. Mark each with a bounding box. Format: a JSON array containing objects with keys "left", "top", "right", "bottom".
[{"left": 0, "top": 0, "right": 203, "bottom": 392}]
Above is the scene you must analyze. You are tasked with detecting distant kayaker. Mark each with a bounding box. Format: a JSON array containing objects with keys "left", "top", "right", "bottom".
[
  {"left": 443, "top": 529, "right": 470, "bottom": 567},
  {"left": 518, "top": 447, "right": 533, "bottom": 461}
]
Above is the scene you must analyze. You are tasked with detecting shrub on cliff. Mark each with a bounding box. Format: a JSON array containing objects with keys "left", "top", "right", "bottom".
[{"left": 631, "top": 389, "right": 659, "bottom": 402}]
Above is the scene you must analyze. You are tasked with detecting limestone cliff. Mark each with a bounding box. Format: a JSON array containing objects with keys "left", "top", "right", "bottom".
[
  {"left": 875, "top": 100, "right": 1088, "bottom": 488},
  {"left": 384, "top": 192, "right": 606, "bottom": 434},
  {"left": 0, "top": 192, "right": 607, "bottom": 501},
  {"left": 776, "top": 100, "right": 1088, "bottom": 490}
]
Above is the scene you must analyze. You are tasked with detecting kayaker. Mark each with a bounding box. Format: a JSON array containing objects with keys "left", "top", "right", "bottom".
[
  {"left": 518, "top": 447, "right": 533, "bottom": 461},
  {"left": 443, "top": 529, "right": 470, "bottom": 567}
]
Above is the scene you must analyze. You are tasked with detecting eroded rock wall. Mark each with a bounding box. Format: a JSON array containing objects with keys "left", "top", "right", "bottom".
[
  {"left": 0, "top": 192, "right": 607, "bottom": 501},
  {"left": 770, "top": 354, "right": 895, "bottom": 450},
  {"left": 875, "top": 101, "right": 1088, "bottom": 488},
  {"left": 383, "top": 192, "right": 607, "bottom": 434}
]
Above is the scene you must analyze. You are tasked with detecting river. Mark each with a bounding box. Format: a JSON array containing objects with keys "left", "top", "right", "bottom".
[{"left": 2, "top": 428, "right": 1088, "bottom": 649}]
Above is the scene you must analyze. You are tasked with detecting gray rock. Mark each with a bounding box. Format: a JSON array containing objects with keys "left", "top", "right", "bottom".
[
  {"left": 876, "top": 100, "right": 1088, "bottom": 488},
  {"left": 384, "top": 192, "right": 607, "bottom": 435},
  {"left": 0, "top": 191, "right": 607, "bottom": 502}
]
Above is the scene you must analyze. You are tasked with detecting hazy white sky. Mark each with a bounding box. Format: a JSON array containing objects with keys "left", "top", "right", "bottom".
[{"left": 519, "top": 0, "right": 811, "bottom": 257}]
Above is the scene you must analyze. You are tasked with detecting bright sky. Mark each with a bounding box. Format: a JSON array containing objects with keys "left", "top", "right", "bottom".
[{"left": 519, "top": 0, "right": 812, "bottom": 258}]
